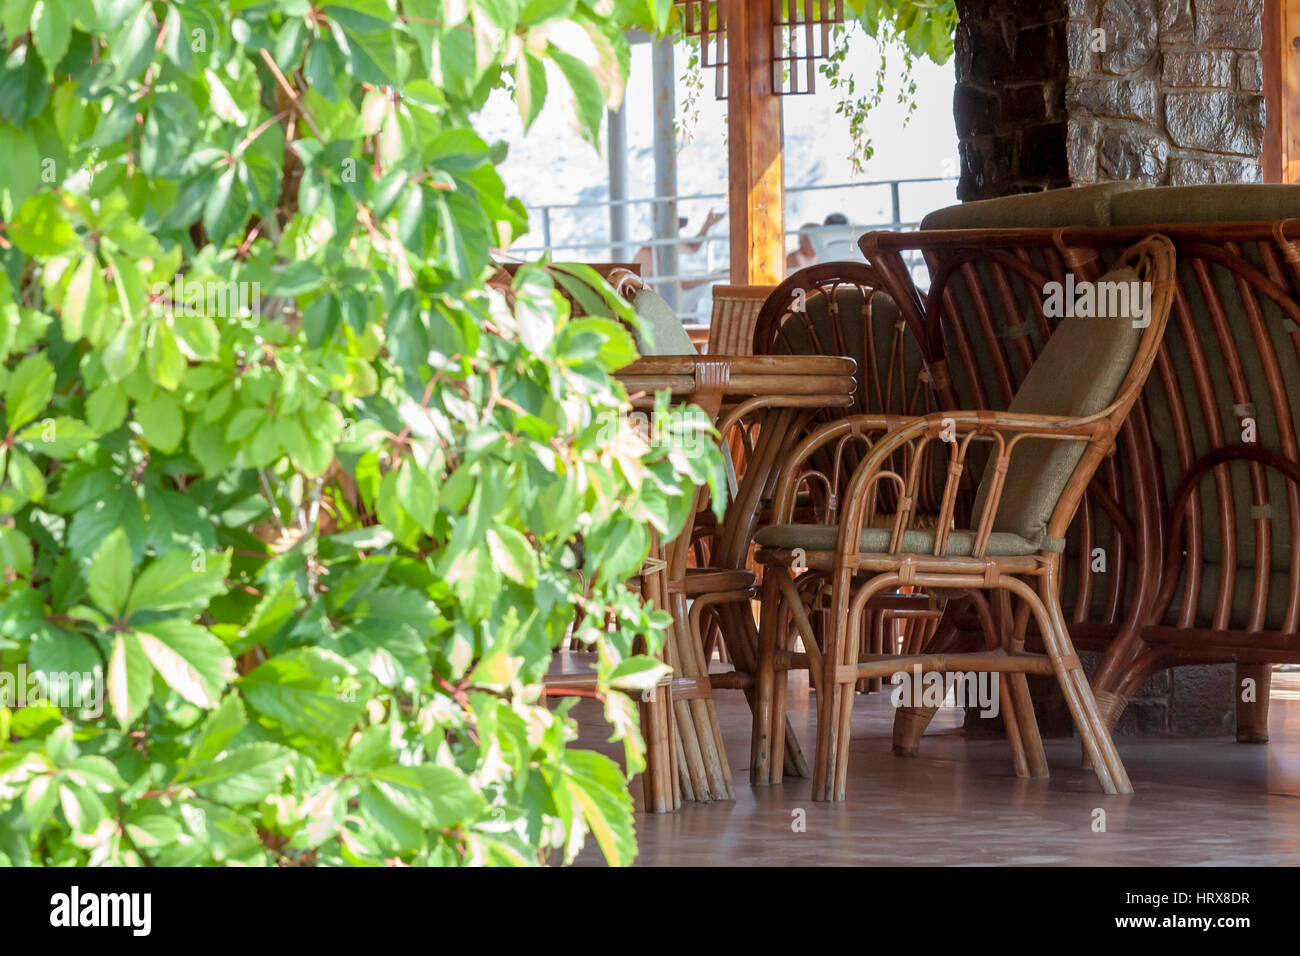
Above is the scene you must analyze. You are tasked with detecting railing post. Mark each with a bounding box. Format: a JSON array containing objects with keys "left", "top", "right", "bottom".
[
  {"left": 607, "top": 106, "right": 630, "bottom": 262},
  {"left": 652, "top": 38, "right": 679, "bottom": 309},
  {"left": 890, "top": 181, "right": 902, "bottom": 229}
]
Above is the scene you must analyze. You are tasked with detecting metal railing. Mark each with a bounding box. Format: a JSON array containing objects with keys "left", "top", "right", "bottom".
[{"left": 504, "top": 176, "right": 958, "bottom": 321}]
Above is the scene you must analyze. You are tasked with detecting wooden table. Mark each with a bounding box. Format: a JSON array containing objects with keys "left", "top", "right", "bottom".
[{"left": 618, "top": 355, "right": 857, "bottom": 794}]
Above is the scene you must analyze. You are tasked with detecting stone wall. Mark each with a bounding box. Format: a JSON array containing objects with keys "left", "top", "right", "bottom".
[{"left": 953, "top": 0, "right": 1266, "bottom": 199}]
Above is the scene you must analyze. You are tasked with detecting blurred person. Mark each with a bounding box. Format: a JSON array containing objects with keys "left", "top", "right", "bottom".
[
  {"left": 787, "top": 222, "right": 821, "bottom": 272},
  {"left": 632, "top": 208, "right": 725, "bottom": 290},
  {"left": 818, "top": 211, "right": 860, "bottom": 260}
]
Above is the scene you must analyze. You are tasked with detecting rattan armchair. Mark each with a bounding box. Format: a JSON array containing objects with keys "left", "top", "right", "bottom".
[{"left": 750, "top": 235, "right": 1177, "bottom": 801}]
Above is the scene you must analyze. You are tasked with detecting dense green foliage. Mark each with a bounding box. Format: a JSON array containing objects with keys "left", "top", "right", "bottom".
[{"left": 0, "top": 0, "right": 727, "bottom": 867}]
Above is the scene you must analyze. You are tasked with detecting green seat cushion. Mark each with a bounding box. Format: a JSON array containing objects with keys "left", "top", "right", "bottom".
[
  {"left": 1108, "top": 184, "right": 1300, "bottom": 226},
  {"left": 753, "top": 523, "right": 1037, "bottom": 557},
  {"left": 971, "top": 265, "right": 1146, "bottom": 549},
  {"left": 920, "top": 182, "right": 1148, "bottom": 231},
  {"left": 632, "top": 288, "right": 696, "bottom": 356}
]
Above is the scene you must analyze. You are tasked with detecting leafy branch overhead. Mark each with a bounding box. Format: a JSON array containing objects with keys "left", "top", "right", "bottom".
[{"left": 0, "top": 0, "right": 721, "bottom": 868}]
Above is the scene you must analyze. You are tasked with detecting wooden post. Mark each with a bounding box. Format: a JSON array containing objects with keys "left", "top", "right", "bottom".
[
  {"left": 1271, "top": 0, "right": 1300, "bottom": 182},
  {"left": 726, "top": 0, "right": 785, "bottom": 284},
  {"left": 1263, "top": 0, "right": 1285, "bottom": 181}
]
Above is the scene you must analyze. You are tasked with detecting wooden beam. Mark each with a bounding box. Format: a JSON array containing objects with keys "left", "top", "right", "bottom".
[
  {"left": 726, "top": 0, "right": 785, "bottom": 284},
  {"left": 1263, "top": 0, "right": 1284, "bottom": 181},
  {"left": 1275, "top": 0, "right": 1300, "bottom": 182}
]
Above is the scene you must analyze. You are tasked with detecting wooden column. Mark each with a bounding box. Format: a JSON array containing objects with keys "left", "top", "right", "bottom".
[
  {"left": 1269, "top": 0, "right": 1300, "bottom": 182},
  {"left": 726, "top": 0, "right": 785, "bottom": 284}
]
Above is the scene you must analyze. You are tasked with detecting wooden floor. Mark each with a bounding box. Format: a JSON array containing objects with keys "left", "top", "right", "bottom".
[{"left": 572, "top": 672, "right": 1300, "bottom": 866}]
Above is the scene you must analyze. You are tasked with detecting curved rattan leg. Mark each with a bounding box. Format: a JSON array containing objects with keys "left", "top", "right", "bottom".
[
  {"left": 753, "top": 571, "right": 783, "bottom": 785},
  {"left": 893, "top": 705, "right": 939, "bottom": 757},
  {"left": 967, "top": 590, "right": 1029, "bottom": 777},
  {"left": 1026, "top": 575, "right": 1133, "bottom": 795},
  {"left": 1235, "top": 662, "right": 1272, "bottom": 743},
  {"left": 812, "top": 569, "right": 852, "bottom": 801},
  {"left": 999, "top": 591, "right": 1048, "bottom": 777},
  {"left": 834, "top": 593, "right": 861, "bottom": 800},
  {"left": 889, "top": 600, "right": 962, "bottom": 755}
]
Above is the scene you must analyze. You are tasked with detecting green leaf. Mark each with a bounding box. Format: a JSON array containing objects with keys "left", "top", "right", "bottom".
[
  {"left": 135, "top": 619, "right": 235, "bottom": 708},
  {"left": 0, "top": 526, "right": 33, "bottom": 576},
  {"left": 239, "top": 647, "right": 363, "bottom": 739},
  {"left": 187, "top": 419, "right": 236, "bottom": 476},
  {"left": 182, "top": 742, "right": 292, "bottom": 804},
  {"left": 7, "top": 192, "right": 75, "bottom": 257},
  {"left": 101, "top": 319, "right": 144, "bottom": 381},
  {"left": 486, "top": 525, "right": 538, "bottom": 585},
  {"left": 31, "top": 0, "right": 72, "bottom": 74},
  {"left": 4, "top": 351, "right": 55, "bottom": 432},
  {"left": 186, "top": 693, "right": 249, "bottom": 763},
  {"left": 0, "top": 45, "right": 48, "bottom": 126},
  {"left": 17, "top": 416, "right": 97, "bottom": 457},
  {"left": 125, "top": 548, "right": 231, "bottom": 616},
  {"left": 548, "top": 47, "right": 603, "bottom": 144},
  {"left": 60, "top": 254, "right": 108, "bottom": 344},
  {"left": 135, "top": 393, "right": 184, "bottom": 452},
  {"left": 0, "top": 125, "right": 40, "bottom": 217},
  {"left": 2, "top": 0, "right": 36, "bottom": 42},
  {"left": 86, "top": 383, "right": 127, "bottom": 433},
  {"left": 6, "top": 449, "right": 46, "bottom": 503},
  {"left": 59, "top": 781, "right": 108, "bottom": 835},
  {"left": 147, "top": 322, "right": 187, "bottom": 390},
  {"left": 107, "top": 632, "right": 153, "bottom": 725},
  {"left": 367, "top": 763, "right": 485, "bottom": 828},
  {"left": 202, "top": 167, "right": 248, "bottom": 245},
  {"left": 88, "top": 527, "right": 132, "bottom": 617},
  {"left": 555, "top": 749, "right": 637, "bottom": 866}
]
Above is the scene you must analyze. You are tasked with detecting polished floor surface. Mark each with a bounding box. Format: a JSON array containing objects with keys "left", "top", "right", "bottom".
[{"left": 572, "top": 672, "right": 1300, "bottom": 866}]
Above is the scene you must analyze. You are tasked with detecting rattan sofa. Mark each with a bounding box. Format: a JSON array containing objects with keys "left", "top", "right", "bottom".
[{"left": 850, "top": 183, "right": 1300, "bottom": 750}]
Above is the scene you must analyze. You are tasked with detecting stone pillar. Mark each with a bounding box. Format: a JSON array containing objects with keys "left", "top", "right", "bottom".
[{"left": 953, "top": 0, "right": 1266, "bottom": 200}]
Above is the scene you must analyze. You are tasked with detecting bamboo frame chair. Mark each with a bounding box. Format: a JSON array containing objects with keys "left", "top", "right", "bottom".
[
  {"left": 706, "top": 284, "right": 774, "bottom": 355},
  {"left": 865, "top": 208, "right": 1300, "bottom": 751},
  {"left": 752, "top": 264, "right": 949, "bottom": 697},
  {"left": 750, "top": 235, "right": 1177, "bottom": 800}
]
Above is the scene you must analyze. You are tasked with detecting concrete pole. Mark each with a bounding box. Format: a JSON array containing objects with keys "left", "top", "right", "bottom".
[
  {"left": 607, "top": 106, "right": 629, "bottom": 262},
  {"left": 651, "top": 37, "right": 679, "bottom": 310}
]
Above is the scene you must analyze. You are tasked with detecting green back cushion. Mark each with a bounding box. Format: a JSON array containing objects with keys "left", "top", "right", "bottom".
[
  {"left": 920, "top": 181, "right": 1148, "bottom": 230},
  {"left": 632, "top": 288, "right": 696, "bottom": 356},
  {"left": 766, "top": 287, "right": 925, "bottom": 413},
  {"left": 971, "top": 267, "right": 1145, "bottom": 548},
  {"left": 1111, "top": 186, "right": 1300, "bottom": 574},
  {"left": 1108, "top": 184, "right": 1300, "bottom": 226},
  {"left": 765, "top": 285, "right": 946, "bottom": 511},
  {"left": 1109, "top": 188, "right": 1300, "bottom": 573}
]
